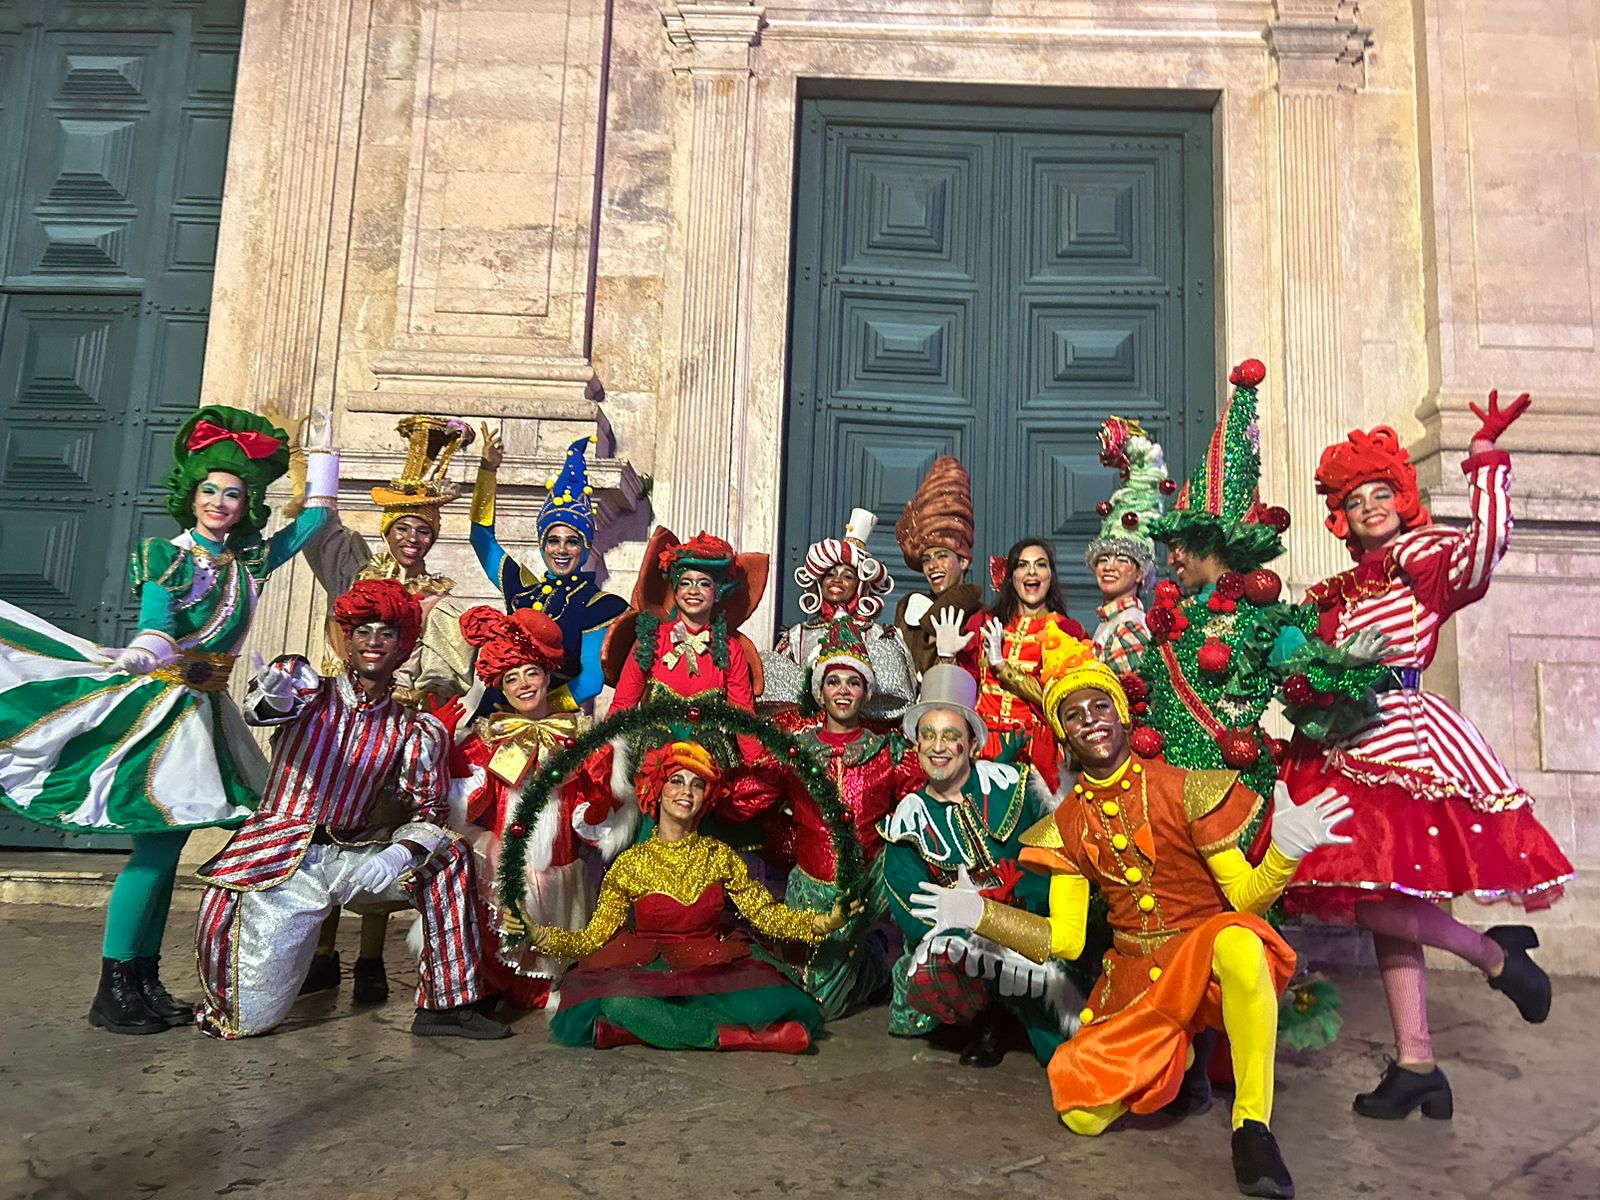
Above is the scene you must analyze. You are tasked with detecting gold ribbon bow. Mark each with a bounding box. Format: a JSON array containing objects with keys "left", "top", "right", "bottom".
[
  {"left": 662, "top": 623, "right": 711, "bottom": 675},
  {"left": 482, "top": 712, "right": 582, "bottom": 786}
]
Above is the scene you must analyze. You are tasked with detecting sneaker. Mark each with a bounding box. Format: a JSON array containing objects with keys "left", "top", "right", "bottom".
[
  {"left": 1231, "top": 1120, "right": 1295, "bottom": 1198},
  {"left": 299, "top": 951, "right": 342, "bottom": 995},
  {"left": 411, "top": 1004, "right": 511, "bottom": 1040}
]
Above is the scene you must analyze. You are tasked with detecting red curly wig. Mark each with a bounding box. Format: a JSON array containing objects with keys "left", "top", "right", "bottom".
[
  {"left": 634, "top": 741, "right": 721, "bottom": 821},
  {"left": 1315, "top": 426, "right": 1431, "bottom": 558},
  {"left": 332, "top": 579, "right": 424, "bottom": 661},
  {"left": 459, "top": 605, "right": 566, "bottom": 685}
]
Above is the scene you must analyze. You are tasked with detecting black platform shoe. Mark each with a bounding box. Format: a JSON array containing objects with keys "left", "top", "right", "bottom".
[
  {"left": 411, "top": 1004, "right": 511, "bottom": 1040},
  {"left": 958, "top": 1008, "right": 1006, "bottom": 1069},
  {"left": 299, "top": 950, "right": 341, "bottom": 995},
  {"left": 132, "top": 955, "right": 194, "bottom": 1027},
  {"left": 1486, "top": 925, "right": 1551, "bottom": 1023},
  {"left": 1353, "top": 1059, "right": 1453, "bottom": 1120},
  {"left": 1163, "top": 1028, "right": 1216, "bottom": 1118},
  {"left": 1232, "top": 1120, "right": 1295, "bottom": 1198},
  {"left": 88, "top": 958, "right": 168, "bottom": 1035},
  {"left": 352, "top": 956, "right": 390, "bottom": 1004}
]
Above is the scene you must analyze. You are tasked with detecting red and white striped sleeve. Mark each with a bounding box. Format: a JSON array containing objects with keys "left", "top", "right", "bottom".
[
  {"left": 395, "top": 713, "right": 452, "bottom": 852},
  {"left": 1395, "top": 450, "right": 1512, "bottom": 616}
]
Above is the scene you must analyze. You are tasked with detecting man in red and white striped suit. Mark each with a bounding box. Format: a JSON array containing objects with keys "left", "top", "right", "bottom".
[{"left": 195, "top": 579, "right": 508, "bottom": 1040}]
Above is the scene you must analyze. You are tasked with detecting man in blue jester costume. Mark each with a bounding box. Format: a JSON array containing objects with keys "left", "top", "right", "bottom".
[{"left": 470, "top": 429, "right": 627, "bottom": 706}]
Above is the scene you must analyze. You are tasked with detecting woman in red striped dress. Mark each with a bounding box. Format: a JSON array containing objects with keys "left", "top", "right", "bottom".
[{"left": 1279, "top": 392, "right": 1573, "bottom": 1121}]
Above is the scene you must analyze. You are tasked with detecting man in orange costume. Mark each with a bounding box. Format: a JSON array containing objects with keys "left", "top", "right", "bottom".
[{"left": 911, "top": 632, "right": 1353, "bottom": 1199}]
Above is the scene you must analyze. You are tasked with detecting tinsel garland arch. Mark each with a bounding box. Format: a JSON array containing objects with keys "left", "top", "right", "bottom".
[{"left": 496, "top": 694, "right": 867, "bottom": 915}]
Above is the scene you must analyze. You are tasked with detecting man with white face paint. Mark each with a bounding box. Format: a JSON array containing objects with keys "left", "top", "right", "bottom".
[{"left": 878, "top": 665, "right": 1072, "bottom": 1068}]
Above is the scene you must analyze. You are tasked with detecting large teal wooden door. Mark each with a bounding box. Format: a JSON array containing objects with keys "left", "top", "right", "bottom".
[
  {"left": 0, "top": 0, "right": 243, "bottom": 847},
  {"left": 783, "top": 99, "right": 1214, "bottom": 622}
]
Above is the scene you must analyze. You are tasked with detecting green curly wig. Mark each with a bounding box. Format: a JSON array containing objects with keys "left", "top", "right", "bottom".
[{"left": 162, "top": 405, "right": 291, "bottom": 539}]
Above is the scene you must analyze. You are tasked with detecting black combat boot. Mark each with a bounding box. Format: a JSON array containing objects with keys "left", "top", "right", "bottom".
[
  {"left": 88, "top": 958, "right": 168, "bottom": 1035},
  {"left": 131, "top": 955, "right": 194, "bottom": 1027}
]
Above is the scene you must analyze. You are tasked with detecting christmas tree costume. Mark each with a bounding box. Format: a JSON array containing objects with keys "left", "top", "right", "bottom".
[
  {"left": 521, "top": 742, "right": 832, "bottom": 1053},
  {"left": 759, "top": 507, "right": 916, "bottom": 722},
  {"left": 1278, "top": 402, "right": 1571, "bottom": 1118},
  {"left": 0, "top": 405, "right": 338, "bottom": 1033},
  {"left": 1085, "top": 416, "right": 1171, "bottom": 673},
  {"left": 893, "top": 456, "right": 984, "bottom": 680},
  {"left": 470, "top": 433, "right": 627, "bottom": 705},
  {"left": 446, "top": 605, "right": 632, "bottom": 1009},
  {"left": 302, "top": 414, "right": 476, "bottom": 1001},
  {"left": 912, "top": 646, "right": 1354, "bottom": 1199},
  {"left": 1137, "top": 361, "right": 1384, "bottom": 835},
  {"left": 728, "top": 619, "right": 925, "bottom": 1018},
  {"left": 880, "top": 665, "right": 1076, "bottom": 1063},
  {"left": 195, "top": 581, "right": 504, "bottom": 1041}
]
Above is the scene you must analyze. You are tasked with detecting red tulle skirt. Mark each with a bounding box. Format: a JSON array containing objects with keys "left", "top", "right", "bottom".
[{"left": 1278, "top": 742, "right": 1574, "bottom": 925}]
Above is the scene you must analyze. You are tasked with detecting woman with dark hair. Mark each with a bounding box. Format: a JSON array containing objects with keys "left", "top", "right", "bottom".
[
  {"left": 0, "top": 404, "right": 340, "bottom": 1034},
  {"left": 933, "top": 538, "right": 1085, "bottom": 791}
]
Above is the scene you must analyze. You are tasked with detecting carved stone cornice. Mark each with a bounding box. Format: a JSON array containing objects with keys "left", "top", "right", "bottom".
[
  {"left": 662, "top": 2, "right": 765, "bottom": 69},
  {"left": 1268, "top": 0, "right": 1372, "bottom": 92}
]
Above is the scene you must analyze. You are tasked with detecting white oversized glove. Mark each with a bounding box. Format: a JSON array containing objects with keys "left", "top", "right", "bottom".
[
  {"left": 1269, "top": 782, "right": 1354, "bottom": 861},
  {"left": 1338, "top": 628, "right": 1388, "bottom": 666},
  {"left": 333, "top": 843, "right": 416, "bottom": 903},
  {"left": 909, "top": 865, "right": 984, "bottom": 934},
  {"left": 249, "top": 652, "right": 297, "bottom": 712},
  {"left": 107, "top": 631, "right": 179, "bottom": 675},
  {"left": 930, "top": 607, "right": 974, "bottom": 659},
  {"left": 981, "top": 617, "right": 1005, "bottom": 668},
  {"left": 303, "top": 402, "right": 335, "bottom": 451}
]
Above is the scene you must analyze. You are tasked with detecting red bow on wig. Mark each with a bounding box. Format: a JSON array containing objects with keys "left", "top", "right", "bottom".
[{"left": 185, "top": 419, "right": 284, "bottom": 460}]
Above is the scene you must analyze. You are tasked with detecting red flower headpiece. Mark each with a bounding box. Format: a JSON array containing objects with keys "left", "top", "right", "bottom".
[
  {"left": 459, "top": 606, "right": 566, "bottom": 685},
  {"left": 634, "top": 741, "right": 722, "bottom": 820},
  {"left": 658, "top": 531, "right": 737, "bottom": 578},
  {"left": 1315, "top": 426, "right": 1430, "bottom": 558},
  {"left": 332, "top": 579, "right": 423, "bottom": 661}
]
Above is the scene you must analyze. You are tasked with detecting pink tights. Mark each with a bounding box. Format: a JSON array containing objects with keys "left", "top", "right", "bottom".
[{"left": 1354, "top": 895, "right": 1505, "bottom": 1065}]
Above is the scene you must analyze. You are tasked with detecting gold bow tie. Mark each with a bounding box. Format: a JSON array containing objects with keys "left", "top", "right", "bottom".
[
  {"left": 662, "top": 624, "right": 711, "bottom": 674},
  {"left": 482, "top": 712, "right": 581, "bottom": 786}
]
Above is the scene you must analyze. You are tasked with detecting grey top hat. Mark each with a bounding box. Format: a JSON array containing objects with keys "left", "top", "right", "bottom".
[{"left": 902, "top": 663, "right": 988, "bottom": 748}]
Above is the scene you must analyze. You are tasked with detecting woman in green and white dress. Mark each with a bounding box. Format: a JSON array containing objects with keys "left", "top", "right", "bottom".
[{"left": 0, "top": 405, "right": 339, "bottom": 1034}]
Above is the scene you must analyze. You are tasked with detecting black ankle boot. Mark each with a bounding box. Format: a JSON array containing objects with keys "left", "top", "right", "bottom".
[
  {"left": 958, "top": 1007, "right": 1006, "bottom": 1068},
  {"left": 352, "top": 956, "right": 390, "bottom": 1004},
  {"left": 131, "top": 955, "right": 194, "bottom": 1027},
  {"left": 88, "top": 958, "right": 168, "bottom": 1035},
  {"left": 1486, "top": 925, "right": 1551, "bottom": 1023},
  {"left": 1353, "top": 1059, "right": 1453, "bottom": 1120},
  {"left": 300, "top": 950, "right": 342, "bottom": 995},
  {"left": 1163, "top": 1028, "right": 1216, "bottom": 1118},
  {"left": 1231, "top": 1120, "right": 1294, "bottom": 1198}
]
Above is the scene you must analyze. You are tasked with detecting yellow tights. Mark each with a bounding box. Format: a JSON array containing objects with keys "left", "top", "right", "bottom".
[{"left": 1060, "top": 925, "right": 1277, "bottom": 1136}]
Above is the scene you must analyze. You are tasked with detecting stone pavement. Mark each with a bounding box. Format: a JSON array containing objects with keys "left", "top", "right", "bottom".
[{"left": 1, "top": 905, "right": 1595, "bottom": 1200}]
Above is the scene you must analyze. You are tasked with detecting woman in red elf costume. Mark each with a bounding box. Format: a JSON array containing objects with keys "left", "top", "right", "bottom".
[
  {"left": 445, "top": 606, "right": 631, "bottom": 1009},
  {"left": 1279, "top": 393, "right": 1574, "bottom": 1121}
]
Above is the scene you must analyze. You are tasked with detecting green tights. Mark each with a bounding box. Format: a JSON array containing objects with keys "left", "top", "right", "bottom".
[{"left": 101, "top": 830, "right": 189, "bottom": 961}]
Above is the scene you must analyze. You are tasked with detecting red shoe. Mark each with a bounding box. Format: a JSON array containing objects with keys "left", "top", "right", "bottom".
[
  {"left": 593, "top": 1018, "right": 643, "bottom": 1049},
  {"left": 716, "top": 1020, "right": 811, "bottom": 1054}
]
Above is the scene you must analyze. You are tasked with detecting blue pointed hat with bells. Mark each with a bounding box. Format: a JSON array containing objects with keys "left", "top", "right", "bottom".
[{"left": 538, "top": 435, "right": 598, "bottom": 547}]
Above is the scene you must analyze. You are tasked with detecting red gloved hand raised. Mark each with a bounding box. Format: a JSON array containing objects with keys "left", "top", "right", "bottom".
[{"left": 1469, "top": 390, "right": 1531, "bottom": 448}]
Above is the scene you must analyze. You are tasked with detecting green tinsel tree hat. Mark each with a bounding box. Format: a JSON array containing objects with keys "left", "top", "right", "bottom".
[
  {"left": 1084, "top": 416, "right": 1172, "bottom": 573},
  {"left": 162, "top": 405, "right": 292, "bottom": 537},
  {"left": 1147, "top": 359, "right": 1291, "bottom": 571},
  {"left": 808, "top": 616, "right": 878, "bottom": 705}
]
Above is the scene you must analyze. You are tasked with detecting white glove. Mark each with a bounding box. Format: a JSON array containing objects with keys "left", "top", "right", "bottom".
[
  {"left": 1338, "top": 629, "right": 1388, "bottom": 666},
  {"left": 333, "top": 843, "right": 416, "bottom": 903},
  {"left": 981, "top": 617, "right": 1005, "bottom": 668},
  {"left": 909, "top": 866, "right": 984, "bottom": 934},
  {"left": 1269, "top": 782, "right": 1354, "bottom": 860},
  {"left": 108, "top": 632, "right": 179, "bottom": 675},
  {"left": 303, "top": 402, "right": 335, "bottom": 451},
  {"left": 930, "top": 608, "right": 974, "bottom": 659},
  {"left": 250, "top": 652, "right": 297, "bottom": 711},
  {"left": 450, "top": 678, "right": 488, "bottom": 746}
]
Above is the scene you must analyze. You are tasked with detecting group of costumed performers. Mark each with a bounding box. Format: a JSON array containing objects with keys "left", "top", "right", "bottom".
[{"left": 0, "top": 358, "right": 1577, "bottom": 1189}]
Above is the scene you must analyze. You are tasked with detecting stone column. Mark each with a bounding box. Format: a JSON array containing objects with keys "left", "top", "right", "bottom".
[
  {"left": 661, "top": 2, "right": 765, "bottom": 534},
  {"left": 1268, "top": 0, "right": 1373, "bottom": 588}
]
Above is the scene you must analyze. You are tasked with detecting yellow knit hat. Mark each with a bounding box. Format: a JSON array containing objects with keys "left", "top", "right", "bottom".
[{"left": 1040, "top": 623, "right": 1130, "bottom": 737}]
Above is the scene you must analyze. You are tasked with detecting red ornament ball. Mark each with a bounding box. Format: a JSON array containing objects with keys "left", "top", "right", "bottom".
[
  {"left": 1145, "top": 607, "right": 1175, "bottom": 639},
  {"left": 1263, "top": 506, "right": 1292, "bottom": 534},
  {"left": 1218, "top": 729, "right": 1261, "bottom": 769},
  {"left": 1096, "top": 500, "right": 1113, "bottom": 517},
  {"left": 1242, "top": 568, "right": 1282, "bottom": 606},
  {"left": 1266, "top": 735, "right": 1288, "bottom": 765},
  {"left": 1216, "top": 572, "right": 1246, "bottom": 600},
  {"left": 1197, "top": 638, "right": 1233, "bottom": 674},
  {"left": 1119, "top": 672, "right": 1149, "bottom": 704},
  {"left": 1170, "top": 611, "right": 1190, "bottom": 635},
  {"left": 507, "top": 822, "right": 527, "bottom": 838},
  {"left": 1129, "top": 726, "right": 1164, "bottom": 758},
  {"left": 1230, "top": 358, "right": 1267, "bottom": 388},
  {"left": 1283, "top": 673, "right": 1316, "bottom": 706},
  {"left": 1121, "top": 511, "right": 1140, "bottom": 529},
  {"left": 687, "top": 706, "right": 702, "bottom": 724},
  {"left": 1155, "top": 580, "right": 1182, "bottom": 607},
  {"left": 1159, "top": 478, "right": 1178, "bottom": 496}
]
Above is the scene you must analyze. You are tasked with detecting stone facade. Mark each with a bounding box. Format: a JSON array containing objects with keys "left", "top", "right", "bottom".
[{"left": 196, "top": 0, "right": 1600, "bottom": 970}]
